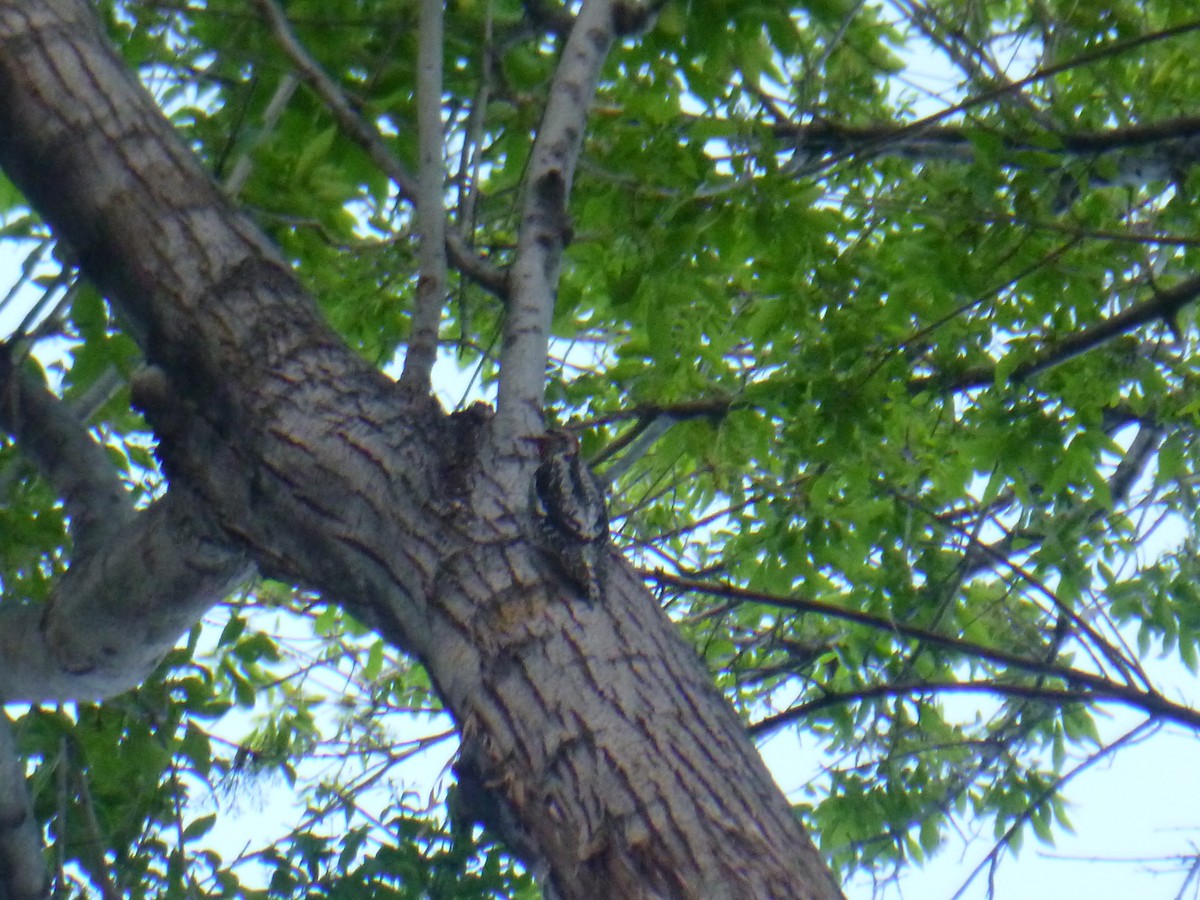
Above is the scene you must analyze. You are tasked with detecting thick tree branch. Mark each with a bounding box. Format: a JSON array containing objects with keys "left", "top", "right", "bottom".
[
  {"left": 252, "top": 0, "right": 506, "bottom": 298},
  {"left": 495, "top": 0, "right": 618, "bottom": 445},
  {"left": 399, "top": 0, "right": 448, "bottom": 395},
  {"left": 0, "top": 124, "right": 250, "bottom": 708},
  {"left": 0, "top": 492, "right": 250, "bottom": 703}
]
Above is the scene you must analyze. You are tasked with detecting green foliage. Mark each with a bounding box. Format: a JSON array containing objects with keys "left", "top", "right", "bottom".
[{"left": 6, "top": 0, "right": 1200, "bottom": 895}]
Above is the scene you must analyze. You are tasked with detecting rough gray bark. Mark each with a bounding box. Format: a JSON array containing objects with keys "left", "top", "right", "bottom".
[{"left": 0, "top": 1, "right": 842, "bottom": 897}]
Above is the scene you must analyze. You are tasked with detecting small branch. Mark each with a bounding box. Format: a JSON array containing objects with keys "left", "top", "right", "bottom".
[
  {"left": 582, "top": 396, "right": 738, "bottom": 433},
  {"left": 1109, "top": 423, "right": 1161, "bottom": 506},
  {"left": 494, "top": 0, "right": 620, "bottom": 446},
  {"left": 805, "top": 19, "right": 1200, "bottom": 173},
  {"left": 784, "top": 115, "right": 1186, "bottom": 180},
  {"left": 892, "top": 490, "right": 1150, "bottom": 690},
  {"left": 910, "top": 273, "right": 1200, "bottom": 394},
  {"left": 454, "top": 3, "right": 495, "bottom": 236},
  {"left": 222, "top": 72, "right": 299, "bottom": 198},
  {"left": 0, "top": 710, "right": 47, "bottom": 900},
  {"left": 450, "top": 4, "right": 497, "bottom": 352},
  {"left": 399, "top": 0, "right": 448, "bottom": 394},
  {"left": 252, "top": 0, "right": 506, "bottom": 297},
  {"left": 72, "top": 752, "right": 121, "bottom": 900},
  {"left": 595, "top": 413, "right": 677, "bottom": 485},
  {"left": 950, "top": 721, "right": 1155, "bottom": 900},
  {"left": 1017, "top": 274, "right": 1200, "bottom": 378},
  {"left": 861, "top": 237, "right": 1080, "bottom": 392},
  {"left": 755, "top": 679, "right": 1097, "bottom": 734},
  {"left": 648, "top": 572, "right": 1200, "bottom": 735}
]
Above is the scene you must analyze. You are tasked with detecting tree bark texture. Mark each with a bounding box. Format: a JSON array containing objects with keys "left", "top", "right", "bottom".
[{"left": 0, "top": 2, "right": 841, "bottom": 897}]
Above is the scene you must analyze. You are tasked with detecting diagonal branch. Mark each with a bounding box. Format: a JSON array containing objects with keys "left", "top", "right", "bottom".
[
  {"left": 252, "top": 0, "right": 506, "bottom": 298},
  {"left": 911, "top": 272, "right": 1200, "bottom": 394},
  {"left": 648, "top": 572, "right": 1200, "bottom": 736},
  {"left": 399, "top": 0, "right": 448, "bottom": 394},
  {"left": 494, "top": 0, "right": 619, "bottom": 445}
]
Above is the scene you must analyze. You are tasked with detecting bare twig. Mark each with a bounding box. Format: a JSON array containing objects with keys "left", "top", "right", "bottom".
[{"left": 951, "top": 721, "right": 1156, "bottom": 899}]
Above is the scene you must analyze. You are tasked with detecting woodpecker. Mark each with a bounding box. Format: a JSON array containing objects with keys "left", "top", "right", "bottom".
[{"left": 529, "top": 429, "right": 608, "bottom": 603}]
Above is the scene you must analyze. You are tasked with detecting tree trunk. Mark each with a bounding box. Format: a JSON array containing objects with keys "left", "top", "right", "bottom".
[{"left": 0, "top": 2, "right": 841, "bottom": 897}]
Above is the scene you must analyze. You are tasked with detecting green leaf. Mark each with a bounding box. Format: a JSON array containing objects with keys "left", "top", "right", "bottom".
[{"left": 182, "top": 814, "right": 217, "bottom": 843}]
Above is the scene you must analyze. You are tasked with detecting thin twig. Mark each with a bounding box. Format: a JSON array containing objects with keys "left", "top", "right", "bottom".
[
  {"left": 646, "top": 572, "right": 1200, "bottom": 735},
  {"left": 950, "top": 720, "right": 1157, "bottom": 899},
  {"left": 222, "top": 72, "right": 299, "bottom": 198}
]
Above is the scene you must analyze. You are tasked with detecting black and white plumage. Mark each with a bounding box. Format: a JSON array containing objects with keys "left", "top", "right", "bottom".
[{"left": 530, "top": 429, "right": 609, "bottom": 603}]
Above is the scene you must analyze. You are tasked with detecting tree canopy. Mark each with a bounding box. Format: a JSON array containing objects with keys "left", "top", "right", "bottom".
[{"left": 1, "top": 0, "right": 1200, "bottom": 897}]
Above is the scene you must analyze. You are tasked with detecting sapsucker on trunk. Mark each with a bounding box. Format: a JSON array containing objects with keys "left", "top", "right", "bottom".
[{"left": 530, "top": 429, "right": 608, "bottom": 603}]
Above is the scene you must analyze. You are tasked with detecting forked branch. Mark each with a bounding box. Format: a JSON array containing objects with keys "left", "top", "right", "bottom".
[{"left": 253, "top": 0, "right": 506, "bottom": 298}]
